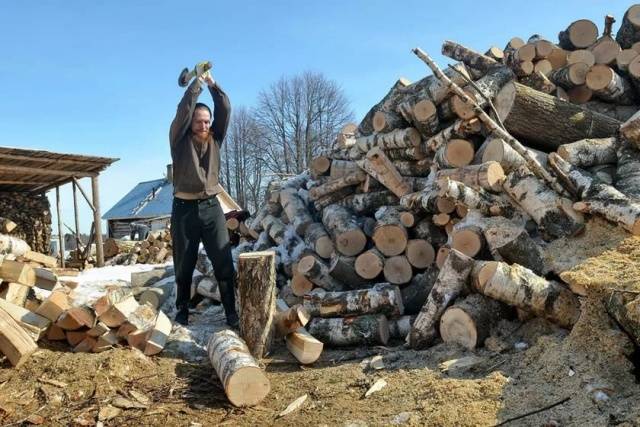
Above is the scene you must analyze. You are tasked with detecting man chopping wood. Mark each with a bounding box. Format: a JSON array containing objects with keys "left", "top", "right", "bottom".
[{"left": 169, "top": 62, "right": 238, "bottom": 327}]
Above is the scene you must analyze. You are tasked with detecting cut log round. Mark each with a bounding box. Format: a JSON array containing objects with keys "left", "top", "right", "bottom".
[
  {"left": 401, "top": 267, "right": 439, "bottom": 315},
  {"left": 298, "top": 254, "right": 346, "bottom": 292},
  {"left": 405, "top": 239, "right": 435, "bottom": 268},
  {"left": 585, "top": 65, "right": 636, "bottom": 105},
  {"left": 238, "top": 251, "right": 277, "bottom": 359},
  {"left": 449, "top": 66, "right": 515, "bottom": 120},
  {"left": 494, "top": 81, "right": 621, "bottom": 152},
  {"left": 310, "top": 156, "right": 331, "bottom": 176},
  {"left": 558, "top": 19, "right": 598, "bottom": 50},
  {"left": 485, "top": 46, "right": 505, "bottom": 61},
  {"left": 472, "top": 261, "right": 580, "bottom": 328},
  {"left": 261, "top": 215, "right": 286, "bottom": 245},
  {"left": 435, "top": 162, "right": 505, "bottom": 193},
  {"left": 354, "top": 248, "right": 385, "bottom": 280},
  {"left": 383, "top": 255, "right": 413, "bottom": 285},
  {"left": 303, "top": 283, "right": 403, "bottom": 318},
  {"left": 303, "top": 222, "right": 334, "bottom": 259},
  {"left": 372, "top": 206, "right": 408, "bottom": 256},
  {"left": 425, "top": 118, "right": 481, "bottom": 154},
  {"left": 307, "top": 314, "right": 390, "bottom": 346},
  {"left": 408, "top": 249, "right": 474, "bottom": 349},
  {"left": 434, "top": 139, "right": 475, "bottom": 168},
  {"left": 557, "top": 137, "right": 618, "bottom": 168},
  {"left": 207, "top": 329, "right": 271, "bottom": 407},
  {"left": 482, "top": 136, "right": 548, "bottom": 173},
  {"left": 139, "top": 279, "right": 174, "bottom": 310},
  {"left": 483, "top": 221, "right": 546, "bottom": 276},
  {"left": 533, "top": 59, "right": 552, "bottom": 76},
  {"left": 566, "top": 49, "right": 595, "bottom": 67},
  {"left": 616, "top": 4, "right": 640, "bottom": 49},
  {"left": 291, "top": 271, "right": 314, "bottom": 297},
  {"left": 359, "top": 78, "right": 411, "bottom": 136},
  {"left": 321, "top": 204, "right": 366, "bottom": 256},
  {"left": 439, "top": 294, "right": 510, "bottom": 349},
  {"left": 328, "top": 253, "right": 372, "bottom": 289},
  {"left": 590, "top": 36, "right": 621, "bottom": 65},
  {"left": 547, "top": 47, "right": 568, "bottom": 70},
  {"left": 372, "top": 110, "right": 407, "bottom": 133},
  {"left": 617, "top": 49, "right": 639, "bottom": 72},
  {"left": 567, "top": 85, "right": 593, "bottom": 104},
  {"left": 549, "top": 63, "right": 589, "bottom": 89},
  {"left": 451, "top": 226, "right": 485, "bottom": 257}
]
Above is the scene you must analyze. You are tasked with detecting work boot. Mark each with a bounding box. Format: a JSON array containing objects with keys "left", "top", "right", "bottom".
[
  {"left": 218, "top": 279, "right": 239, "bottom": 328},
  {"left": 175, "top": 305, "right": 188, "bottom": 326},
  {"left": 188, "top": 293, "right": 205, "bottom": 310}
]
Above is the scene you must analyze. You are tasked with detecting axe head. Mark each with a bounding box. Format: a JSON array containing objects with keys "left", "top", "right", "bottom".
[{"left": 178, "top": 67, "right": 191, "bottom": 87}]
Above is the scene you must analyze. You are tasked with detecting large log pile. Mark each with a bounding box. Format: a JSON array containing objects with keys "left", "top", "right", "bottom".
[
  {"left": 205, "top": 5, "right": 640, "bottom": 358},
  {"left": 0, "top": 193, "right": 52, "bottom": 254}
]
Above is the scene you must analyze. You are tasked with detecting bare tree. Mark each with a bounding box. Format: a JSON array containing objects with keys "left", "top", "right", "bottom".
[{"left": 255, "top": 71, "right": 354, "bottom": 175}]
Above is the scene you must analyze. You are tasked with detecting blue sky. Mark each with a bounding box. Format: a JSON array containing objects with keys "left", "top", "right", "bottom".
[{"left": 0, "top": 1, "right": 625, "bottom": 235}]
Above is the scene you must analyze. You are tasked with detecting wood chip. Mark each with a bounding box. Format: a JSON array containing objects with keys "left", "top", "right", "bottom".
[
  {"left": 438, "top": 356, "right": 485, "bottom": 373},
  {"left": 98, "top": 405, "right": 122, "bottom": 421},
  {"left": 129, "top": 390, "right": 151, "bottom": 406},
  {"left": 278, "top": 394, "right": 308, "bottom": 417},
  {"left": 111, "top": 396, "right": 148, "bottom": 409},
  {"left": 38, "top": 377, "right": 67, "bottom": 388},
  {"left": 26, "top": 414, "right": 45, "bottom": 425},
  {"left": 364, "top": 378, "right": 387, "bottom": 398}
]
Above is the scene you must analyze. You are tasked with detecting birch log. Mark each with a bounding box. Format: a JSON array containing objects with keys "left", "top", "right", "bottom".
[
  {"left": 307, "top": 314, "right": 390, "bottom": 346},
  {"left": 303, "top": 283, "right": 403, "bottom": 318}
]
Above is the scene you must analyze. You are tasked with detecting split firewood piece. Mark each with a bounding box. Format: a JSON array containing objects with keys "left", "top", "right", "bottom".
[
  {"left": 483, "top": 220, "right": 546, "bottom": 276},
  {"left": 139, "top": 278, "right": 174, "bottom": 310},
  {"left": 207, "top": 329, "right": 271, "bottom": 407},
  {"left": 66, "top": 330, "right": 87, "bottom": 347},
  {"left": 472, "top": 261, "right": 581, "bottom": 328},
  {"left": 519, "top": 71, "right": 556, "bottom": 94},
  {"left": 502, "top": 167, "right": 583, "bottom": 239},
  {"left": 33, "top": 268, "right": 58, "bottom": 291},
  {"left": 407, "top": 249, "right": 474, "bottom": 349},
  {"left": 273, "top": 299, "right": 310, "bottom": 337},
  {"left": 0, "top": 217, "right": 16, "bottom": 233},
  {"left": 494, "top": 81, "right": 621, "bottom": 152},
  {"left": 0, "top": 260, "right": 36, "bottom": 286},
  {"left": 616, "top": 138, "right": 640, "bottom": 200},
  {"left": 549, "top": 153, "right": 640, "bottom": 234},
  {"left": 355, "top": 128, "right": 421, "bottom": 154},
  {"left": 93, "top": 330, "right": 118, "bottom": 353},
  {"left": 46, "top": 325, "right": 66, "bottom": 341},
  {"left": 558, "top": 19, "right": 598, "bottom": 50},
  {"left": 434, "top": 138, "right": 475, "bottom": 169},
  {"left": 280, "top": 188, "right": 314, "bottom": 235},
  {"left": 354, "top": 248, "right": 385, "bottom": 280},
  {"left": 0, "top": 235, "right": 30, "bottom": 257},
  {"left": 448, "top": 66, "right": 514, "bottom": 120},
  {"left": 307, "top": 314, "right": 390, "bottom": 346},
  {"left": 238, "top": 222, "right": 259, "bottom": 240},
  {"left": 0, "top": 306, "right": 38, "bottom": 367},
  {"left": 276, "top": 299, "right": 324, "bottom": 365},
  {"left": 557, "top": 137, "right": 618, "bottom": 168},
  {"left": 21, "top": 250, "right": 57, "bottom": 268},
  {"left": 405, "top": 239, "right": 435, "bottom": 269},
  {"left": 298, "top": 254, "right": 346, "bottom": 292},
  {"left": 328, "top": 253, "right": 372, "bottom": 289},
  {"left": 401, "top": 267, "right": 439, "bottom": 315},
  {"left": 425, "top": 118, "right": 481, "bottom": 154},
  {"left": 441, "top": 40, "right": 498, "bottom": 74},
  {"left": 585, "top": 65, "right": 636, "bottom": 105},
  {"left": 439, "top": 293, "right": 511, "bottom": 350},
  {"left": 383, "top": 255, "right": 413, "bottom": 285},
  {"left": 86, "top": 321, "right": 110, "bottom": 337},
  {"left": 436, "top": 162, "right": 505, "bottom": 193},
  {"left": 0, "top": 282, "right": 29, "bottom": 306},
  {"left": 481, "top": 136, "right": 547, "bottom": 174},
  {"left": 438, "top": 178, "right": 512, "bottom": 217},
  {"left": 97, "top": 295, "right": 140, "bottom": 328},
  {"left": 35, "top": 290, "right": 71, "bottom": 322},
  {"left": 303, "top": 283, "right": 403, "bottom": 318},
  {"left": 616, "top": 5, "right": 640, "bottom": 49},
  {"left": 389, "top": 315, "right": 415, "bottom": 340},
  {"left": 372, "top": 206, "right": 408, "bottom": 256},
  {"left": 358, "top": 148, "right": 411, "bottom": 198},
  {"left": 0, "top": 298, "right": 50, "bottom": 341},
  {"left": 144, "top": 310, "right": 171, "bottom": 355},
  {"left": 321, "top": 204, "right": 366, "bottom": 256},
  {"left": 605, "top": 291, "right": 640, "bottom": 347},
  {"left": 56, "top": 307, "right": 96, "bottom": 331},
  {"left": 260, "top": 215, "right": 286, "bottom": 245},
  {"left": 308, "top": 171, "right": 366, "bottom": 201},
  {"left": 238, "top": 251, "right": 277, "bottom": 359},
  {"left": 413, "top": 49, "right": 566, "bottom": 196},
  {"left": 549, "top": 63, "right": 589, "bottom": 90}
]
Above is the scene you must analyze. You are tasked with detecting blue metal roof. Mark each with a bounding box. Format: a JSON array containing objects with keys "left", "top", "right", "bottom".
[{"left": 102, "top": 178, "right": 174, "bottom": 220}]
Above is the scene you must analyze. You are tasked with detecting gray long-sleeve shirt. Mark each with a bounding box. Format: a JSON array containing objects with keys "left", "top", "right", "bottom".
[{"left": 169, "top": 79, "right": 230, "bottom": 199}]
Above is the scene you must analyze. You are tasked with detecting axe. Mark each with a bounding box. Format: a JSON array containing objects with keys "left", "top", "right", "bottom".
[{"left": 178, "top": 61, "right": 212, "bottom": 87}]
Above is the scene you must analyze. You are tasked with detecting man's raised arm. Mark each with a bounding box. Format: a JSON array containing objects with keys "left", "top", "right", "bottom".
[
  {"left": 208, "top": 82, "right": 231, "bottom": 143},
  {"left": 169, "top": 79, "right": 203, "bottom": 147}
]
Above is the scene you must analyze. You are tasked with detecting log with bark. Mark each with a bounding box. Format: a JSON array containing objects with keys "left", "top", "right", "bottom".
[
  {"left": 372, "top": 206, "right": 408, "bottom": 256},
  {"left": 401, "top": 267, "right": 439, "bottom": 315},
  {"left": 441, "top": 40, "right": 498, "bottom": 74},
  {"left": 328, "top": 253, "right": 372, "bottom": 289},
  {"left": 436, "top": 162, "right": 505, "bottom": 193},
  {"left": 103, "top": 238, "right": 137, "bottom": 259},
  {"left": 358, "top": 148, "right": 411, "bottom": 197},
  {"left": 434, "top": 139, "right": 475, "bottom": 168},
  {"left": 359, "top": 78, "right": 411, "bottom": 136},
  {"left": 298, "top": 254, "right": 346, "bottom": 292},
  {"left": 472, "top": 261, "right": 580, "bottom": 328},
  {"left": 549, "top": 63, "right": 590, "bottom": 90},
  {"left": 383, "top": 255, "right": 413, "bottom": 285},
  {"left": 616, "top": 138, "right": 640, "bottom": 200},
  {"left": 280, "top": 188, "right": 314, "bottom": 235},
  {"left": 425, "top": 118, "right": 481, "bottom": 153},
  {"left": 605, "top": 290, "right": 640, "bottom": 347},
  {"left": 558, "top": 19, "right": 598, "bottom": 50},
  {"left": 321, "top": 204, "right": 367, "bottom": 256},
  {"left": 303, "top": 283, "right": 403, "bottom": 318},
  {"left": 483, "top": 219, "right": 546, "bottom": 275},
  {"left": 238, "top": 251, "right": 277, "bottom": 359},
  {"left": 340, "top": 191, "right": 400, "bottom": 215},
  {"left": 585, "top": 65, "right": 636, "bottom": 105},
  {"left": 616, "top": 5, "right": 640, "bottom": 49},
  {"left": 481, "top": 137, "right": 548, "bottom": 174},
  {"left": 448, "top": 66, "right": 514, "bottom": 120},
  {"left": 207, "top": 329, "right": 271, "bottom": 407},
  {"left": 411, "top": 217, "right": 448, "bottom": 247},
  {"left": 557, "top": 137, "right": 618, "bottom": 168},
  {"left": 309, "top": 171, "right": 366, "bottom": 201},
  {"left": 307, "top": 314, "right": 390, "bottom": 346},
  {"left": 303, "top": 222, "right": 334, "bottom": 259},
  {"left": 438, "top": 178, "right": 513, "bottom": 217}
]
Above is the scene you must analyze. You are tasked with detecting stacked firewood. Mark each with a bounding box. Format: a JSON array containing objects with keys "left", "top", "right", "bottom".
[
  {"left": 104, "top": 229, "right": 173, "bottom": 265},
  {"left": 228, "top": 4, "right": 640, "bottom": 355},
  {"left": 0, "top": 233, "right": 173, "bottom": 367},
  {"left": 0, "top": 193, "right": 52, "bottom": 254}
]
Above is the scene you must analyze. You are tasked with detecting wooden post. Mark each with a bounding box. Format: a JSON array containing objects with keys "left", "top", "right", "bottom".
[
  {"left": 91, "top": 175, "right": 104, "bottom": 267},
  {"left": 55, "top": 186, "right": 65, "bottom": 268},
  {"left": 72, "top": 180, "right": 82, "bottom": 261}
]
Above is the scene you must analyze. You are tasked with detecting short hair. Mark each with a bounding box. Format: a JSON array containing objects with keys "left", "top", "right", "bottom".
[{"left": 194, "top": 102, "right": 212, "bottom": 119}]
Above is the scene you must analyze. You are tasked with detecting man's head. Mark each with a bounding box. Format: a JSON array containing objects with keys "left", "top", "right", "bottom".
[{"left": 191, "top": 103, "right": 212, "bottom": 142}]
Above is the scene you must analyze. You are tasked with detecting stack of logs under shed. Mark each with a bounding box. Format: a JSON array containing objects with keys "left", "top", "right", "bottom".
[
  {"left": 230, "top": 4, "right": 640, "bottom": 353},
  {"left": 0, "top": 192, "right": 51, "bottom": 254},
  {"left": 104, "top": 229, "right": 173, "bottom": 265}
]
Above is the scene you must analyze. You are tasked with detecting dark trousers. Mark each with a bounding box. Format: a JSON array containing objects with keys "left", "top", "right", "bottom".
[{"left": 171, "top": 196, "right": 235, "bottom": 310}]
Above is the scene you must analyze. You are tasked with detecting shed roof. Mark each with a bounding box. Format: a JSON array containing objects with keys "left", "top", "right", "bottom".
[{"left": 0, "top": 146, "right": 118, "bottom": 193}]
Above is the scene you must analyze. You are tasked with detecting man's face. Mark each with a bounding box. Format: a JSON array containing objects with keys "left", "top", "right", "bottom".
[{"left": 191, "top": 108, "right": 211, "bottom": 140}]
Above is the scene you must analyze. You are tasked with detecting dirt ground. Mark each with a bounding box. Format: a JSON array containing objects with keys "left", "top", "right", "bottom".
[{"left": 2, "top": 219, "right": 640, "bottom": 426}]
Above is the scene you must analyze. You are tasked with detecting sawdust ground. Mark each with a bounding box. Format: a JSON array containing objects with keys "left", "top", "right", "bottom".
[{"left": 1, "top": 219, "right": 640, "bottom": 426}]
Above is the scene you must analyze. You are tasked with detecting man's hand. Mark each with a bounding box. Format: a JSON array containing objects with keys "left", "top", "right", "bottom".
[
  {"left": 195, "top": 61, "right": 211, "bottom": 77},
  {"left": 199, "top": 70, "right": 216, "bottom": 87}
]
